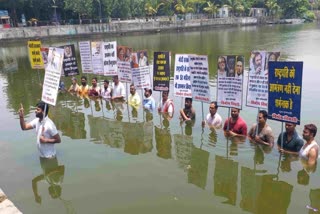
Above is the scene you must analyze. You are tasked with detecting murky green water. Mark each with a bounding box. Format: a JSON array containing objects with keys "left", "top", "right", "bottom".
[{"left": 1, "top": 22, "right": 320, "bottom": 214}]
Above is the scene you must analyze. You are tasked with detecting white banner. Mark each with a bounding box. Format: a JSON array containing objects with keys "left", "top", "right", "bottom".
[
  {"left": 173, "top": 54, "right": 192, "bottom": 98},
  {"left": 189, "top": 55, "right": 210, "bottom": 103},
  {"left": 79, "top": 41, "right": 93, "bottom": 74},
  {"left": 41, "top": 47, "right": 64, "bottom": 106},
  {"left": 103, "top": 41, "right": 118, "bottom": 76}
]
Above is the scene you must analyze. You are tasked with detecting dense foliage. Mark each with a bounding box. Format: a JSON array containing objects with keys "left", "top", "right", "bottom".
[{"left": 0, "top": 0, "right": 318, "bottom": 26}]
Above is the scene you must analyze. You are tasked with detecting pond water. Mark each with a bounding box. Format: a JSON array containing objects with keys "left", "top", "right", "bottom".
[{"left": 0, "top": 22, "right": 320, "bottom": 214}]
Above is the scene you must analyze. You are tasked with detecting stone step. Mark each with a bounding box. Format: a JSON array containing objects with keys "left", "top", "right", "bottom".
[{"left": 0, "top": 189, "right": 22, "bottom": 214}]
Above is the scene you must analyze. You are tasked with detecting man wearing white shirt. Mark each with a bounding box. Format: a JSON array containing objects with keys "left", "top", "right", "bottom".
[
  {"left": 19, "top": 101, "right": 61, "bottom": 158},
  {"left": 111, "top": 75, "right": 126, "bottom": 101},
  {"left": 202, "top": 101, "right": 223, "bottom": 129}
]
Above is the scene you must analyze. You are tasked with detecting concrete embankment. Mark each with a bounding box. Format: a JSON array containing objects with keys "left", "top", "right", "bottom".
[
  {"left": 0, "top": 189, "right": 22, "bottom": 214},
  {"left": 0, "top": 17, "right": 259, "bottom": 42}
]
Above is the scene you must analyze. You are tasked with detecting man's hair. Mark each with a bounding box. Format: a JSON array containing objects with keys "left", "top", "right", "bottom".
[
  {"left": 145, "top": 88, "right": 152, "bottom": 95},
  {"left": 237, "top": 56, "right": 244, "bottom": 63},
  {"left": 185, "top": 97, "right": 192, "bottom": 103},
  {"left": 259, "top": 110, "right": 268, "bottom": 120},
  {"left": 81, "top": 76, "right": 87, "bottom": 81},
  {"left": 232, "top": 108, "right": 240, "bottom": 112},
  {"left": 37, "top": 101, "right": 49, "bottom": 116},
  {"left": 210, "top": 101, "right": 218, "bottom": 109},
  {"left": 92, "top": 77, "right": 97, "bottom": 82},
  {"left": 304, "top": 124, "right": 317, "bottom": 137},
  {"left": 163, "top": 91, "right": 169, "bottom": 95},
  {"left": 252, "top": 52, "right": 262, "bottom": 65},
  {"left": 130, "top": 83, "right": 135, "bottom": 87},
  {"left": 104, "top": 79, "right": 109, "bottom": 84}
]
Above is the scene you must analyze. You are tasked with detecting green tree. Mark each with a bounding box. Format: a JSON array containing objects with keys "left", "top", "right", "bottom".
[
  {"left": 278, "top": 0, "right": 309, "bottom": 18},
  {"left": 112, "top": 0, "right": 130, "bottom": 18},
  {"left": 203, "top": 1, "right": 219, "bottom": 18},
  {"left": 144, "top": 0, "right": 164, "bottom": 17},
  {"left": 64, "top": 0, "right": 93, "bottom": 22},
  {"left": 224, "top": 0, "right": 244, "bottom": 16},
  {"left": 265, "top": 0, "right": 280, "bottom": 18},
  {"left": 129, "top": 0, "right": 147, "bottom": 17},
  {"left": 174, "top": 0, "right": 195, "bottom": 14}
]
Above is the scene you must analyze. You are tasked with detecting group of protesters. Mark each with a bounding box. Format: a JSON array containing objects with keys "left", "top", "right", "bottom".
[{"left": 18, "top": 74, "right": 319, "bottom": 175}]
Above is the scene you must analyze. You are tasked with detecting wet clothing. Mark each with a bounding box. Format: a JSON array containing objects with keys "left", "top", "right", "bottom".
[
  {"left": 205, "top": 112, "right": 223, "bottom": 128},
  {"left": 248, "top": 123, "right": 274, "bottom": 146},
  {"left": 277, "top": 130, "right": 304, "bottom": 152},
  {"left": 299, "top": 140, "right": 319, "bottom": 160},
  {"left": 30, "top": 117, "right": 58, "bottom": 158},
  {"left": 143, "top": 96, "right": 156, "bottom": 111},
  {"left": 223, "top": 117, "right": 247, "bottom": 135}
]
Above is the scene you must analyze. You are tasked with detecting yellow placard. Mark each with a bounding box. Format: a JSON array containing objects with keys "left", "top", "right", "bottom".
[{"left": 27, "top": 40, "right": 44, "bottom": 69}]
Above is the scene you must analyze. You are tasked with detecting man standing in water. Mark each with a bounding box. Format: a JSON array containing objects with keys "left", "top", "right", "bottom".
[
  {"left": 78, "top": 76, "right": 89, "bottom": 96},
  {"left": 19, "top": 101, "right": 61, "bottom": 158},
  {"left": 277, "top": 123, "right": 304, "bottom": 154},
  {"left": 223, "top": 108, "right": 247, "bottom": 137},
  {"left": 158, "top": 91, "right": 174, "bottom": 118},
  {"left": 248, "top": 110, "right": 274, "bottom": 147},
  {"left": 202, "top": 101, "right": 223, "bottom": 129},
  {"left": 300, "top": 124, "right": 319, "bottom": 166},
  {"left": 180, "top": 97, "right": 195, "bottom": 121}
]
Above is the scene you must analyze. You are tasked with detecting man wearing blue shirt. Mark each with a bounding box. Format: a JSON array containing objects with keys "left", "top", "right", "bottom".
[
  {"left": 277, "top": 123, "right": 304, "bottom": 154},
  {"left": 143, "top": 88, "right": 155, "bottom": 111}
]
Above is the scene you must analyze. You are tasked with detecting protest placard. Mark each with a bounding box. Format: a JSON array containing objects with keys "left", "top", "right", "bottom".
[
  {"left": 41, "top": 47, "right": 64, "bottom": 106},
  {"left": 60, "top": 44, "right": 79, "bottom": 76},
  {"left": 189, "top": 55, "right": 210, "bottom": 103},
  {"left": 28, "top": 40, "right": 44, "bottom": 69},
  {"left": 246, "top": 51, "right": 280, "bottom": 108},
  {"left": 79, "top": 41, "right": 93, "bottom": 74},
  {"left": 91, "top": 41, "right": 104, "bottom": 75},
  {"left": 132, "top": 66, "right": 152, "bottom": 89},
  {"left": 217, "top": 55, "right": 244, "bottom": 108},
  {"left": 153, "top": 51, "right": 170, "bottom": 91},
  {"left": 268, "top": 61, "right": 303, "bottom": 124},
  {"left": 174, "top": 54, "right": 192, "bottom": 97},
  {"left": 103, "top": 41, "right": 117, "bottom": 76}
]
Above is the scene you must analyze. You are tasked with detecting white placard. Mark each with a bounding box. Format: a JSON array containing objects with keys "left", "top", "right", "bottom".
[
  {"left": 103, "top": 41, "right": 118, "bottom": 76},
  {"left": 91, "top": 41, "right": 104, "bottom": 75},
  {"left": 118, "top": 61, "right": 132, "bottom": 83},
  {"left": 41, "top": 47, "right": 64, "bottom": 106},
  {"left": 189, "top": 55, "right": 210, "bottom": 103},
  {"left": 246, "top": 51, "right": 280, "bottom": 108},
  {"left": 132, "top": 66, "right": 152, "bottom": 89},
  {"left": 217, "top": 55, "right": 244, "bottom": 108},
  {"left": 173, "top": 54, "right": 192, "bottom": 98},
  {"left": 79, "top": 41, "right": 93, "bottom": 74}
]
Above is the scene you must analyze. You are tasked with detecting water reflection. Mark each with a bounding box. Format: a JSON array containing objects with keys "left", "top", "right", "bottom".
[
  {"left": 32, "top": 157, "right": 65, "bottom": 203},
  {"left": 280, "top": 153, "right": 299, "bottom": 172},
  {"left": 155, "top": 118, "right": 172, "bottom": 159},
  {"left": 123, "top": 122, "right": 144, "bottom": 155},
  {"left": 51, "top": 101, "right": 86, "bottom": 139},
  {"left": 174, "top": 129, "right": 193, "bottom": 169},
  {"left": 214, "top": 155, "right": 238, "bottom": 205},
  {"left": 187, "top": 146, "right": 209, "bottom": 189},
  {"left": 309, "top": 189, "right": 320, "bottom": 213},
  {"left": 240, "top": 167, "right": 293, "bottom": 213}
]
